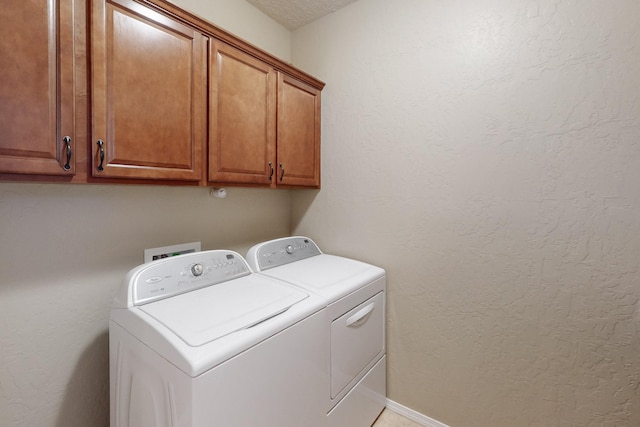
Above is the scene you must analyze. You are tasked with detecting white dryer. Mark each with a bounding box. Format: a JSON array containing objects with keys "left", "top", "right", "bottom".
[
  {"left": 247, "top": 236, "right": 387, "bottom": 427},
  {"left": 109, "top": 249, "right": 328, "bottom": 427}
]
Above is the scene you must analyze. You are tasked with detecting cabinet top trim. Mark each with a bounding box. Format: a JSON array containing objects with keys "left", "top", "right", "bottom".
[{"left": 137, "top": 0, "right": 325, "bottom": 89}]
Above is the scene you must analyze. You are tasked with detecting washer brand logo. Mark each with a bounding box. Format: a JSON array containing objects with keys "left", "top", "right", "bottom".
[{"left": 146, "top": 276, "right": 163, "bottom": 284}]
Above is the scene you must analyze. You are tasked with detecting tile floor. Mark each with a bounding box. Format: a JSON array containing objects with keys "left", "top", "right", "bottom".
[{"left": 372, "top": 409, "right": 423, "bottom": 426}]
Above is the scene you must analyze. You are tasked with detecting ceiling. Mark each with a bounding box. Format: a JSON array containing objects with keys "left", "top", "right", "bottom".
[{"left": 245, "top": 0, "right": 359, "bottom": 30}]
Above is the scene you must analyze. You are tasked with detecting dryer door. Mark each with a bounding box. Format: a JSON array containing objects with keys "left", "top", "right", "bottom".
[{"left": 330, "top": 291, "right": 385, "bottom": 398}]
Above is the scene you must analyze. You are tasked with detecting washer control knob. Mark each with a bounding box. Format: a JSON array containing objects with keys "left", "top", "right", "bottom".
[
  {"left": 191, "top": 263, "right": 204, "bottom": 276},
  {"left": 286, "top": 245, "right": 294, "bottom": 254}
]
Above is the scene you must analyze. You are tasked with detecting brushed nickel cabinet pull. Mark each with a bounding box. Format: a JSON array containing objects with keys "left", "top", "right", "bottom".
[
  {"left": 62, "top": 136, "right": 72, "bottom": 170},
  {"left": 96, "top": 140, "right": 105, "bottom": 171},
  {"left": 279, "top": 163, "right": 285, "bottom": 182},
  {"left": 268, "top": 162, "right": 274, "bottom": 181}
]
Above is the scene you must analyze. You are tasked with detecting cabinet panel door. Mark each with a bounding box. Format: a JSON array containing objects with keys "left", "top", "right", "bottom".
[
  {"left": 92, "top": 0, "right": 205, "bottom": 180},
  {"left": 277, "top": 73, "right": 320, "bottom": 188},
  {"left": 209, "top": 41, "right": 276, "bottom": 185},
  {"left": 0, "top": 0, "right": 75, "bottom": 175}
]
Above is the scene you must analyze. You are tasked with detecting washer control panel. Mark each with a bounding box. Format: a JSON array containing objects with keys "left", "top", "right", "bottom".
[
  {"left": 247, "top": 236, "right": 322, "bottom": 271},
  {"left": 131, "top": 250, "right": 250, "bottom": 305}
]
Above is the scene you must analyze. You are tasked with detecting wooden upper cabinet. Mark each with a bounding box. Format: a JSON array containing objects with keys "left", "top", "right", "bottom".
[
  {"left": 208, "top": 44, "right": 321, "bottom": 188},
  {"left": 1, "top": 0, "right": 322, "bottom": 186},
  {"left": 0, "top": 0, "right": 75, "bottom": 175},
  {"left": 276, "top": 73, "right": 321, "bottom": 188},
  {"left": 91, "top": 0, "right": 206, "bottom": 181},
  {"left": 208, "top": 40, "right": 276, "bottom": 185}
]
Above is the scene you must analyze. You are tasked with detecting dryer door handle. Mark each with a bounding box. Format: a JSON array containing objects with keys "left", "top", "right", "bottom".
[{"left": 345, "top": 303, "right": 375, "bottom": 327}]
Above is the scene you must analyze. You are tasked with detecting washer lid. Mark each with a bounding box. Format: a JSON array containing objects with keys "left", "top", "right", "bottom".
[{"left": 139, "top": 274, "right": 308, "bottom": 347}]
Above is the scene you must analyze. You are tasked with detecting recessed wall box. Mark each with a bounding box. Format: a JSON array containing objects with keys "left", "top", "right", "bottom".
[{"left": 144, "top": 242, "right": 201, "bottom": 263}]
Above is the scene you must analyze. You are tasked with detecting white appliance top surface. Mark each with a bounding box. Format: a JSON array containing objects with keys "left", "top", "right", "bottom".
[
  {"left": 259, "top": 254, "right": 385, "bottom": 300},
  {"left": 138, "top": 274, "right": 308, "bottom": 347},
  {"left": 111, "top": 249, "right": 326, "bottom": 376}
]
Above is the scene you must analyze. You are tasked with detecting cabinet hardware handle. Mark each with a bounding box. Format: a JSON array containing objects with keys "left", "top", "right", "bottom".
[
  {"left": 62, "top": 136, "right": 72, "bottom": 170},
  {"left": 96, "top": 140, "right": 105, "bottom": 171},
  {"left": 279, "top": 163, "right": 285, "bottom": 182},
  {"left": 268, "top": 162, "right": 274, "bottom": 181}
]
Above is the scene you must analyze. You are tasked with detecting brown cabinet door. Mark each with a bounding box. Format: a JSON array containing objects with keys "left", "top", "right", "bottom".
[
  {"left": 0, "top": 0, "right": 75, "bottom": 175},
  {"left": 91, "top": 0, "right": 205, "bottom": 181},
  {"left": 276, "top": 73, "right": 321, "bottom": 188},
  {"left": 208, "top": 40, "right": 276, "bottom": 185}
]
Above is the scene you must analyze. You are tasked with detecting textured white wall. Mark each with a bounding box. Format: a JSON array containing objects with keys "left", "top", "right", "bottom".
[
  {"left": 291, "top": 0, "right": 640, "bottom": 425},
  {"left": 0, "top": 1, "right": 291, "bottom": 425}
]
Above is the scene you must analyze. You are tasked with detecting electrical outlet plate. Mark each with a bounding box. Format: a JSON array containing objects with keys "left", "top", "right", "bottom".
[{"left": 144, "top": 242, "right": 201, "bottom": 263}]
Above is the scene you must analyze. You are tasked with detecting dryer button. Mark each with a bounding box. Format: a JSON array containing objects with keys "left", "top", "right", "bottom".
[{"left": 191, "top": 263, "right": 204, "bottom": 276}]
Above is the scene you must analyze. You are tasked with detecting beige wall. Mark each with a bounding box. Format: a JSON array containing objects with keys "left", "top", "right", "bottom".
[
  {"left": 173, "top": 0, "right": 291, "bottom": 61},
  {"left": 0, "top": 1, "right": 291, "bottom": 426},
  {"left": 291, "top": 0, "right": 640, "bottom": 426}
]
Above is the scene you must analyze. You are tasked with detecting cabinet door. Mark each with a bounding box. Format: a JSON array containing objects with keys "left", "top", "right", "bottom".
[
  {"left": 0, "top": 0, "right": 75, "bottom": 175},
  {"left": 208, "top": 40, "right": 276, "bottom": 185},
  {"left": 276, "top": 73, "right": 321, "bottom": 188},
  {"left": 91, "top": 0, "right": 205, "bottom": 180}
]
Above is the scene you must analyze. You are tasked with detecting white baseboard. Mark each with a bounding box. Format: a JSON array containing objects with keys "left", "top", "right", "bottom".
[{"left": 384, "top": 399, "right": 450, "bottom": 427}]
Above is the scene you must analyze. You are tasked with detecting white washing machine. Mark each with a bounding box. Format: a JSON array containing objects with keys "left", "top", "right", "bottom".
[
  {"left": 109, "top": 249, "right": 329, "bottom": 427},
  {"left": 247, "top": 236, "right": 387, "bottom": 427}
]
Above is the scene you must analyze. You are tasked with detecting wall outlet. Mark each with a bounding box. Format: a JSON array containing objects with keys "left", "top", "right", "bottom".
[{"left": 144, "top": 242, "right": 201, "bottom": 263}]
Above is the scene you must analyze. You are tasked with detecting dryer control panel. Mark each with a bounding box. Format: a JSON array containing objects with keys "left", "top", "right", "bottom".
[
  {"left": 246, "top": 236, "right": 322, "bottom": 271},
  {"left": 124, "top": 250, "right": 250, "bottom": 306}
]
